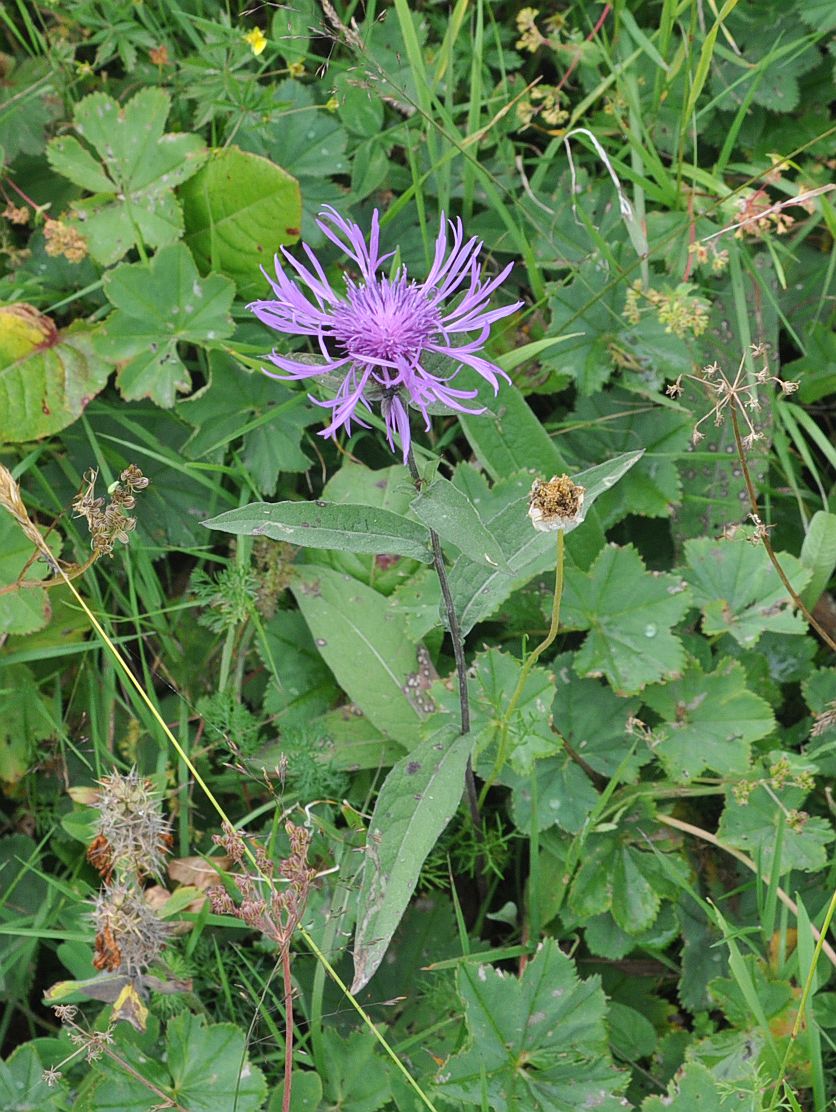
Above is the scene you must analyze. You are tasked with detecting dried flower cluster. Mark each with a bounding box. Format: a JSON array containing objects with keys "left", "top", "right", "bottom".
[
  {"left": 72, "top": 465, "right": 150, "bottom": 556},
  {"left": 665, "top": 345, "right": 798, "bottom": 448},
  {"left": 87, "top": 769, "right": 172, "bottom": 975},
  {"left": 623, "top": 280, "right": 710, "bottom": 339},
  {"left": 2, "top": 200, "right": 30, "bottom": 225},
  {"left": 209, "top": 821, "right": 318, "bottom": 949},
  {"left": 43, "top": 218, "right": 88, "bottom": 262}
]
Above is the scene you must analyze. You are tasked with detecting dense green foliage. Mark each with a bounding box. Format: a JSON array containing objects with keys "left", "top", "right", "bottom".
[{"left": 0, "top": 1, "right": 834, "bottom": 1110}]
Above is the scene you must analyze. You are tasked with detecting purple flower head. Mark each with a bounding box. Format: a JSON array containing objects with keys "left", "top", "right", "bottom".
[{"left": 249, "top": 207, "right": 523, "bottom": 460}]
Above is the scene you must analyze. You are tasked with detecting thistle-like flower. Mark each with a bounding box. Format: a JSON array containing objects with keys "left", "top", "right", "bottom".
[{"left": 249, "top": 207, "right": 522, "bottom": 459}]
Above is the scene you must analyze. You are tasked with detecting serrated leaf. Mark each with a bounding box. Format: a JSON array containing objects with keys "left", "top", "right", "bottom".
[
  {"left": 717, "top": 783, "right": 835, "bottom": 875},
  {"left": 561, "top": 544, "right": 691, "bottom": 694},
  {"left": 181, "top": 145, "right": 301, "bottom": 299},
  {"left": 684, "top": 535, "right": 811, "bottom": 646},
  {"left": 411, "top": 476, "right": 509, "bottom": 570},
  {"left": 644, "top": 658, "right": 775, "bottom": 782},
  {"left": 436, "top": 938, "right": 626, "bottom": 1111},
  {"left": 351, "top": 726, "right": 471, "bottom": 991},
  {"left": 509, "top": 754, "right": 599, "bottom": 834},
  {"left": 203, "top": 500, "right": 432, "bottom": 562},
  {"left": 47, "top": 88, "right": 207, "bottom": 266},
  {"left": 290, "top": 564, "right": 426, "bottom": 745},
  {"left": 641, "top": 1061, "right": 749, "bottom": 1110},
  {"left": 0, "top": 1043, "right": 68, "bottom": 1110},
  {"left": 0, "top": 306, "right": 109, "bottom": 443},
  {"left": 97, "top": 243, "right": 235, "bottom": 407}
]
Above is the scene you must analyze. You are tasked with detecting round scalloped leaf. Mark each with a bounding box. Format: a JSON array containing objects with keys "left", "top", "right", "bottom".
[{"left": 180, "top": 145, "right": 301, "bottom": 300}]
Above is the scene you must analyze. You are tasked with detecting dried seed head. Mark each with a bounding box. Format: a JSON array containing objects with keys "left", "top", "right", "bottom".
[
  {"left": 93, "top": 769, "right": 171, "bottom": 880},
  {"left": 93, "top": 882, "right": 170, "bottom": 975},
  {"left": 528, "top": 475, "right": 585, "bottom": 532}
]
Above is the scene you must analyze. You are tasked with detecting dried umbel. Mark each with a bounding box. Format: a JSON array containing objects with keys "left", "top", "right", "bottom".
[
  {"left": 72, "top": 466, "right": 150, "bottom": 556},
  {"left": 528, "top": 474, "right": 585, "bottom": 532},
  {"left": 93, "top": 883, "right": 170, "bottom": 975},
  {"left": 208, "top": 821, "right": 318, "bottom": 949},
  {"left": 90, "top": 768, "right": 172, "bottom": 881}
]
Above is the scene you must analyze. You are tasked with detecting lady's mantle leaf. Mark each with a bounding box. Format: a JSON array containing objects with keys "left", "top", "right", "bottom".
[
  {"left": 86, "top": 1013, "right": 266, "bottom": 1110},
  {"left": 643, "top": 658, "right": 775, "bottom": 782},
  {"left": 351, "top": 726, "right": 471, "bottom": 992},
  {"left": 203, "top": 500, "right": 432, "bottom": 563},
  {"left": 436, "top": 938, "right": 627, "bottom": 1112},
  {"left": 641, "top": 1060, "right": 746, "bottom": 1110},
  {"left": 717, "top": 783, "right": 834, "bottom": 876},
  {"left": 47, "top": 87, "right": 207, "bottom": 266},
  {"left": 684, "top": 535, "right": 811, "bottom": 647},
  {"left": 97, "top": 243, "right": 235, "bottom": 408},
  {"left": 561, "top": 543, "right": 691, "bottom": 694}
]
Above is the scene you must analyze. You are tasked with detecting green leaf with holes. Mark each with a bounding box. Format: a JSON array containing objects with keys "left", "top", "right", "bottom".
[
  {"left": 96, "top": 243, "right": 235, "bottom": 408},
  {"left": 181, "top": 145, "right": 301, "bottom": 300},
  {"left": 46, "top": 88, "right": 207, "bottom": 266}
]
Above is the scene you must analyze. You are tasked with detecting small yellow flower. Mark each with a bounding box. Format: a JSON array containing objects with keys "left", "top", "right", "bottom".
[
  {"left": 244, "top": 27, "right": 267, "bottom": 56},
  {"left": 288, "top": 61, "right": 305, "bottom": 78},
  {"left": 325, "top": 97, "right": 339, "bottom": 113}
]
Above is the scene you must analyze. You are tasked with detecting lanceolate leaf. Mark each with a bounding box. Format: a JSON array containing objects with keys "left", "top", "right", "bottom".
[
  {"left": 449, "top": 452, "right": 644, "bottom": 635},
  {"left": 290, "top": 564, "right": 427, "bottom": 745},
  {"left": 204, "top": 500, "right": 432, "bottom": 562},
  {"left": 411, "top": 475, "right": 509, "bottom": 569},
  {"left": 799, "top": 510, "right": 836, "bottom": 609},
  {"left": 351, "top": 727, "right": 471, "bottom": 991}
]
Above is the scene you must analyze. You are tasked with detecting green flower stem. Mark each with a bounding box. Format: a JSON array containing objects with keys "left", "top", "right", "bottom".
[{"left": 480, "top": 528, "right": 565, "bottom": 806}]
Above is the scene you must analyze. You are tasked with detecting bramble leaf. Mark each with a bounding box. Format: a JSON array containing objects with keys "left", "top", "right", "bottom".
[
  {"left": 0, "top": 305, "right": 109, "bottom": 443},
  {"left": 180, "top": 145, "right": 301, "bottom": 300}
]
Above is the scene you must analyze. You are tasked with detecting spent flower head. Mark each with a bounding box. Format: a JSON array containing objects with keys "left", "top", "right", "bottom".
[{"left": 249, "top": 207, "right": 523, "bottom": 460}]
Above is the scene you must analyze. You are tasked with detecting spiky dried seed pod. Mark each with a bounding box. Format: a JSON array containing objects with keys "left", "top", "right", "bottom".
[
  {"left": 93, "top": 883, "right": 170, "bottom": 975},
  {"left": 93, "top": 769, "right": 171, "bottom": 881},
  {"left": 528, "top": 475, "right": 585, "bottom": 532}
]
